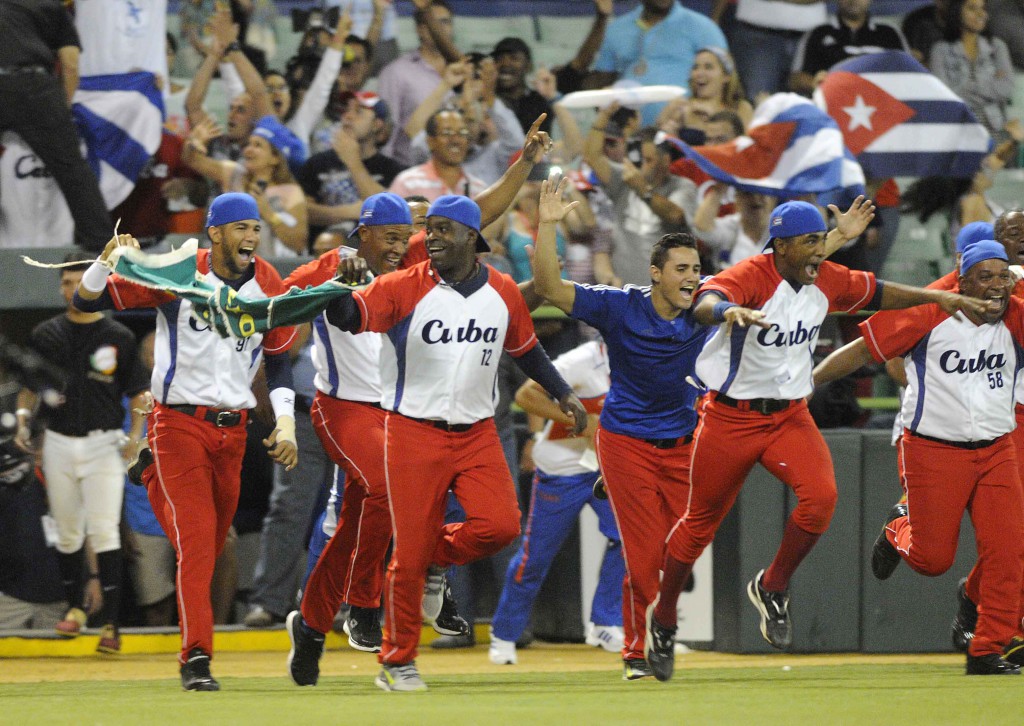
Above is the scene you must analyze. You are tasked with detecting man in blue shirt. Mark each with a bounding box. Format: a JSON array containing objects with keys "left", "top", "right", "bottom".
[
  {"left": 589, "top": 0, "right": 728, "bottom": 124},
  {"left": 530, "top": 174, "right": 762, "bottom": 679}
]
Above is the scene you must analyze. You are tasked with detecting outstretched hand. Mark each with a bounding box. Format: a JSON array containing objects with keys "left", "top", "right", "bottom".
[
  {"left": 558, "top": 392, "right": 589, "bottom": 437},
  {"left": 99, "top": 233, "right": 141, "bottom": 264},
  {"left": 722, "top": 306, "right": 769, "bottom": 336},
  {"left": 538, "top": 174, "right": 580, "bottom": 224},
  {"left": 335, "top": 255, "right": 371, "bottom": 285},
  {"left": 829, "top": 195, "right": 876, "bottom": 243},
  {"left": 936, "top": 291, "right": 999, "bottom": 321}
]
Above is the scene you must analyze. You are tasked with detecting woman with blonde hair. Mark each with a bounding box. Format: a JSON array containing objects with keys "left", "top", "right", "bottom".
[
  {"left": 184, "top": 115, "right": 310, "bottom": 255},
  {"left": 658, "top": 47, "right": 753, "bottom": 140}
]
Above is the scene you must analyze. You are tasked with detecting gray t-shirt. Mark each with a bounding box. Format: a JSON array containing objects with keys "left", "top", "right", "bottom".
[{"left": 604, "top": 162, "right": 697, "bottom": 287}]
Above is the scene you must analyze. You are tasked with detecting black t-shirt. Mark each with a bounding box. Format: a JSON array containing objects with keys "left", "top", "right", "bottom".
[
  {"left": 500, "top": 90, "right": 552, "bottom": 135},
  {"left": 795, "top": 17, "right": 907, "bottom": 76},
  {"left": 296, "top": 150, "right": 405, "bottom": 238},
  {"left": 30, "top": 315, "right": 149, "bottom": 436},
  {"left": 0, "top": 0, "right": 80, "bottom": 68}
]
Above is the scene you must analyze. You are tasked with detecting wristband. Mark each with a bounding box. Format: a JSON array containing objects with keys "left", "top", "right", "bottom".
[
  {"left": 269, "top": 387, "right": 295, "bottom": 421},
  {"left": 224, "top": 41, "right": 242, "bottom": 54},
  {"left": 16, "top": 408, "right": 31, "bottom": 419},
  {"left": 712, "top": 301, "right": 738, "bottom": 323},
  {"left": 274, "top": 415, "right": 297, "bottom": 447},
  {"left": 81, "top": 260, "right": 112, "bottom": 293}
]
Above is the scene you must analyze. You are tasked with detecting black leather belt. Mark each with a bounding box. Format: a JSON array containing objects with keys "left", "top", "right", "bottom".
[
  {"left": 715, "top": 393, "right": 793, "bottom": 415},
  {"left": 169, "top": 404, "right": 244, "bottom": 428},
  {"left": 909, "top": 430, "right": 1002, "bottom": 450},
  {"left": 643, "top": 434, "right": 694, "bottom": 449},
  {"left": 0, "top": 66, "right": 48, "bottom": 75},
  {"left": 404, "top": 415, "right": 475, "bottom": 433}
]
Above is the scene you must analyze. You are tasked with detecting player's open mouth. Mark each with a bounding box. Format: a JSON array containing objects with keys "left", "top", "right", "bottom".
[
  {"left": 383, "top": 253, "right": 402, "bottom": 268},
  {"left": 805, "top": 262, "right": 820, "bottom": 280},
  {"left": 680, "top": 284, "right": 695, "bottom": 300},
  {"left": 237, "top": 246, "right": 255, "bottom": 264}
]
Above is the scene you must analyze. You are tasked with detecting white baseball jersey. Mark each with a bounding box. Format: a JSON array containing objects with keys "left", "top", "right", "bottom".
[
  {"left": 74, "top": 0, "right": 169, "bottom": 82},
  {"left": 285, "top": 247, "right": 383, "bottom": 403},
  {"left": 352, "top": 261, "right": 539, "bottom": 424},
  {"left": 0, "top": 132, "right": 74, "bottom": 248},
  {"left": 533, "top": 340, "right": 610, "bottom": 477},
  {"left": 107, "top": 250, "right": 295, "bottom": 409},
  {"left": 696, "top": 254, "right": 878, "bottom": 400},
  {"left": 862, "top": 296, "right": 1024, "bottom": 443}
]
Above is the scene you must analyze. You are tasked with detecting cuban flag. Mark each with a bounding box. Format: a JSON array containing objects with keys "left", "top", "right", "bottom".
[
  {"left": 660, "top": 93, "right": 864, "bottom": 198},
  {"left": 815, "top": 51, "right": 992, "bottom": 179},
  {"left": 72, "top": 72, "right": 164, "bottom": 209}
]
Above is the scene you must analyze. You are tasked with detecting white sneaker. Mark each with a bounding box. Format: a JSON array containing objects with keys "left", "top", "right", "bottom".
[
  {"left": 585, "top": 623, "right": 625, "bottom": 653},
  {"left": 375, "top": 661, "right": 428, "bottom": 692},
  {"left": 488, "top": 633, "right": 517, "bottom": 665},
  {"left": 421, "top": 565, "right": 444, "bottom": 623}
]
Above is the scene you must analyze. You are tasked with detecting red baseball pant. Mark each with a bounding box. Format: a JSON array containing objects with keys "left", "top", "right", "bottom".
[
  {"left": 144, "top": 403, "right": 248, "bottom": 663},
  {"left": 380, "top": 413, "right": 520, "bottom": 665},
  {"left": 594, "top": 427, "right": 691, "bottom": 661},
  {"left": 890, "top": 434, "right": 1024, "bottom": 656},
  {"left": 668, "top": 397, "right": 837, "bottom": 566},
  {"left": 301, "top": 394, "right": 393, "bottom": 634}
]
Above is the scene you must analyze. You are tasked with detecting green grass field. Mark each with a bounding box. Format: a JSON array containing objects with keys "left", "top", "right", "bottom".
[{"left": 2, "top": 662, "right": 1019, "bottom": 725}]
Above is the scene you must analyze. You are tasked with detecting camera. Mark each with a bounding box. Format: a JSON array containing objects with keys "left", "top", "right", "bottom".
[{"left": 291, "top": 7, "right": 341, "bottom": 34}]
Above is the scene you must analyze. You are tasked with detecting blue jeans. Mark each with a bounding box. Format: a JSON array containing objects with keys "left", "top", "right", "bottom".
[
  {"left": 491, "top": 469, "right": 624, "bottom": 642},
  {"left": 731, "top": 22, "right": 802, "bottom": 101}
]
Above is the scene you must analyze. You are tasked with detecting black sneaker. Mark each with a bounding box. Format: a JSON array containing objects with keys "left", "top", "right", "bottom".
[
  {"left": 644, "top": 599, "right": 677, "bottom": 682},
  {"left": 871, "top": 503, "right": 907, "bottom": 580},
  {"left": 286, "top": 610, "right": 324, "bottom": 687},
  {"left": 127, "top": 446, "right": 154, "bottom": 486},
  {"left": 429, "top": 633, "right": 476, "bottom": 649},
  {"left": 746, "top": 569, "right": 792, "bottom": 650},
  {"left": 423, "top": 569, "right": 470, "bottom": 637},
  {"left": 951, "top": 578, "right": 977, "bottom": 653},
  {"left": 344, "top": 606, "right": 382, "bottom": 653},
  {"left": 966, "top": 653, "right": 1022, "bottom": 675},
  {"left": 180, "top": 648, "right": 220, "bottom": 691},
  {"left": 622, "top": 658, "right": 653, "bottom": 681},
  {"left": 1004, "top": 637, "right": 1024, "bottom": 666}
]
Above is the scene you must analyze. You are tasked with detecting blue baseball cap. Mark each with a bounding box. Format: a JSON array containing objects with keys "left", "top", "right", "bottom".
[
  {"left": 961, "top": 239, "right": 1008, "bottom": 274},
  {"left": 765, "top": 201, "right": 827, "bottom": 250},
  {"left": 347, "top": 192, "right": 414, "bottom": 238},
  {"left": 206, "top": 192, "right": 259, "bottom": 229},
  {"left": 426, "top": 195, "right": 490, "bottom": 253},
  {"left": 253, "top": 115, "right": 308, "bottom": 172},
  {"left": 956, "top": 221, "right": 995, "bottom": 255}
]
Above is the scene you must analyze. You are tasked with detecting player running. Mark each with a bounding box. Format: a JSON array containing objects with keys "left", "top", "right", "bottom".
[
  {"left": 814, "top": 240, "right": 1022, "bottom": 675},
  {"left": 645, "top": 201, "right": 990, "bottom": 681},
  {"left": 288, "top": 194, "right": 586, "bottom": 692},
  {"left": 74, "top": 193, "right": 298, "bottom": 691}
]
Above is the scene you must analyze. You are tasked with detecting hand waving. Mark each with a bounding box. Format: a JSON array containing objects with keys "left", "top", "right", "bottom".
[{"left": 538, "top": 175, "right": 580, "bottom": 224}]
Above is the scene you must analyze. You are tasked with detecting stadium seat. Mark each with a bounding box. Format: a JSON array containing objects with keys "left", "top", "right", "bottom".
[{"left": 880, "top": 211, "right": 954, "bottom": 287}]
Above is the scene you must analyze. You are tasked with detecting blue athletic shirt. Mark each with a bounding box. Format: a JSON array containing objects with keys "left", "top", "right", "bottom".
[{"left": 571, "top": 283, "right": 709, "bottom": 439}]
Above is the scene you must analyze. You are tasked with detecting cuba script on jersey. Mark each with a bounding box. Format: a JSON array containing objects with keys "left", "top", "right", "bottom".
[{"left": 421, "top": 318, "right": 500, "bottom": 345}]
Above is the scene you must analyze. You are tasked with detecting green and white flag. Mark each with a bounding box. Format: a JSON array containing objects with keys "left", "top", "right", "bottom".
[{"left": 108, "top": 239, "right": 358, "bottom": 338}]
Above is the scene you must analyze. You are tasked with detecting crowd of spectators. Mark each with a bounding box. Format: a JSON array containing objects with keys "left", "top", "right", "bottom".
[{"left": 2, "top": 0, "right": 1024, "bottom": 640}]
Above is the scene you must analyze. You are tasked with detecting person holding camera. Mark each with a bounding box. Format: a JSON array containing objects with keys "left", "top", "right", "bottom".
[{"left": 583, "top": 103, "right": 697, "bottom": 287}]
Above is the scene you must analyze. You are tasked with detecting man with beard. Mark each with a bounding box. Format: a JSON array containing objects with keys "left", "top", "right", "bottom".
[
  {"left": 492, "top": 37, "right": 552, "bottom": 135},
  {"left": 73, "top": 193, "right": 298, "bottom": 691}
]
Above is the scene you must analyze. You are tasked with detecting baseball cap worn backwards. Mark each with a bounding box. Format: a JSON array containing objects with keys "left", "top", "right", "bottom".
[
  {"left": 763, "top": 200, "right": 827, "bottom": 251},
  {"left": 254, "top": 115, "right": 308, "bottom": 171},
  {"left": 348, "top": 192, "right": 413, "bottom": 238},
  {"left": 206, "top": 192, "right": 260, "bottom": 229},
  {"left": 956, "top": 221, "right": 995, "bottom": 255},
  {"left": 960, "top": 239, "right": 1008, "bottom": 274},
  {"left": 427, "top": 195, "right": 490, "bottom": 253}
]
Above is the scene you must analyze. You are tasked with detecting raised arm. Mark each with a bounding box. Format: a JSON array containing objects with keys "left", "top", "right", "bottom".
[
  {"left": 823, "top": 196, "right": 876, "bottom": 258},
  {"left": 567, "top": 0, "right": 612, "bottom": 76},
  {"left": 475, "top": 114, "right": 551, "bottom": 227},
  {"left": 185, "top": 38, "right": 227, "bottom": 126},
  {"left": 877, "top": 282, "right": 991, "bottom": 318},
  {"left": 692, "top": 290, "right": 768, "bottom": 329},
  {"left": 411, "top": 0, "right": 462, "bottom": 63},
  {"left": 182, "top": 117, "right": 235, "bottom": 186},
  {"left": 289, "top": 11, "right": 352, "bottom": 144},
  {"left": 813, "top": 337, "right": 875, "bottom": 387},
  {"left": 583, "top": 103, "right": 617, "bottom": 186},
  {"left": 532, "top": 176, "right": 579, "bottom": 313},
  {"left": 404, "top": 60, "right": 469, "bottom": 139}
]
